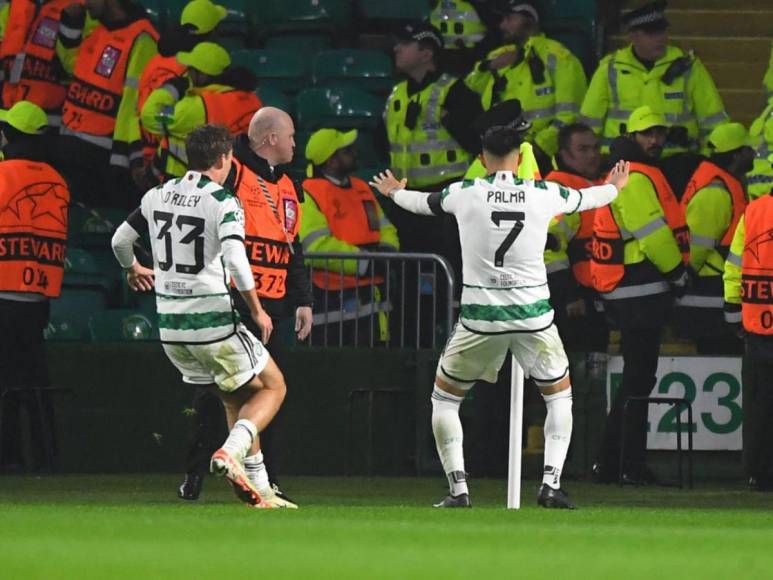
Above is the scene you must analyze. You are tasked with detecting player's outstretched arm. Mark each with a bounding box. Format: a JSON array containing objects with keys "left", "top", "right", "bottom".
[
  {"left": 565, "top": 160, "right": 630, "bottom": 214},
  {"left": 370, "top": 170, "right": 440, "bottom": 216}
]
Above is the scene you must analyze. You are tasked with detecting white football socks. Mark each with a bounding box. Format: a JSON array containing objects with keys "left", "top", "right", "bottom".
[
  {"left": 542, "top": 388, "right": 573, "bottom": 490},
  {"left": 431, "top": 385, "right": 468, "bottom": 496},
  {"left": 244, "top": 451, "right": 271, "bottom": 496},
  {"left": 222, "top": 419, "right": 257, "bottom": 463}
]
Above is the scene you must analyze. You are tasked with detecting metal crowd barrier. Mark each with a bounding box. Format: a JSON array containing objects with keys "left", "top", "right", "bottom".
[{"left": 303, "top": 252, "right": 457, "bottom": 350}]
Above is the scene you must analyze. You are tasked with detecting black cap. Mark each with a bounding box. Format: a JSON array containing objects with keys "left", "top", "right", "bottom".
[
  {"left": 492, "top": 0, "right": 540, "bottom": 22},
  {"left": 473, "top": 99, "right": 531, "bottom": 137},
  {"left": 395, "top": 21, "right": 444, "bottom": 49},
  {"left": 622, "top": 1, "right": 669, "bottom": 32}
]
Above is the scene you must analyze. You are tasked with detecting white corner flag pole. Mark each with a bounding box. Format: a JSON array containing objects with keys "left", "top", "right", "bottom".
[{"left": 507, "top": 355, "right": 525, "bottom": 509}]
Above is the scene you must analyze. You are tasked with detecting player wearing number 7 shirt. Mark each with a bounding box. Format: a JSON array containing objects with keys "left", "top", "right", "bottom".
[
  {"left": 112, "top": 124, "right": 295, "bottom": 508},
  {"left": 371, "top": 123, "right": 631, "bottom": 509}
]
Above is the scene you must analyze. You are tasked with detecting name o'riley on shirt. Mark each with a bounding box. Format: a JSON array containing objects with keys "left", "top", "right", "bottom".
[
  {"left": 487, "top": 190, "right": 525, "bottom": 204},
  {"left": 161, "top": 190, "right": 202, "bottom": 208}
]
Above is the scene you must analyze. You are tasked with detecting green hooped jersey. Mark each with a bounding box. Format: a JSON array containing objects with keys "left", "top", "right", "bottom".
[
  {"left": 139, "top": 171, "right": 246, "bottom": 344},
  {"left": 439, "top": 171, "right": 606, "bottom": 334}
]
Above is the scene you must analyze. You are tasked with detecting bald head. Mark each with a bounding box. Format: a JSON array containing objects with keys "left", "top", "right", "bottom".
[{"left": 247, "top": 107, "right": 295, "bottom": 166}]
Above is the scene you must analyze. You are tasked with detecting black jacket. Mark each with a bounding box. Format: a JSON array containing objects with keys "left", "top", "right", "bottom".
[{"left": 226, "top": 134, "right": 313, "bottom": 320}]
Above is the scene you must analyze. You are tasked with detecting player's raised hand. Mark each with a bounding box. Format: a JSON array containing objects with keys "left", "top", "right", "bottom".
[
  {"left": 370, "top": 170, "right": 407, "bottom": 197},
  {"left": 253, "top": 307, "right": 273, "bottom": 344},
  {"left": 606, "top": 160, "right": 630, "bottom": 191},
  {"left": 126, "top": 263, "right": 154, "bottom": 292}
]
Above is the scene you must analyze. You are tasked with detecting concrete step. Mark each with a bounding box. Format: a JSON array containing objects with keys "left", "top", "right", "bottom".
[
  {"left": 608, "top": 35, "right": 770, "bottom": 63},
  {"left": 667, "top": 9, "right": 773, "bottom": 38},
  {"left": 704, "top": 61, "right": 768, "bottom": 91},
  {"left": 722, "top": 88, "right": 767, "bottom": 125}
]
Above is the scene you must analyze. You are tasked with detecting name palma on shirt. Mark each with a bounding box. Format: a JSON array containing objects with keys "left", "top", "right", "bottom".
[
  {"left": 162, "top": 192, "right": 201, "bottom": 208},
  {"left": 487, "top": 190, "right": 525, "bottom": 204}
]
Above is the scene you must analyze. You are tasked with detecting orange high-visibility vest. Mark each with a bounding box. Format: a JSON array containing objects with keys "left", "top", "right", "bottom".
[
  {"left": 304, "top": 176, "right": 384, "bottom": 291},
  {"left": 159, "top": 88, "right": 263, "bottom": 169},
  {"left": 0, "top": 160, "right": 69, "bottom": 298},
  {"left": 546, "top": 170, "right": 598, "bottom": 288},
  {"left": 682, "top": 160, "right": 747, "bottom": 255},
  {"left": 137, "top": 54, "right": 186, "bottom": 163},
  {"left": 741, "top": 195, "right": 773, "bottom": 334},
  {"left": 200, "top": 89, "right": 262, "bottom": 135},
  {"left": 591, "top": 162, "right": 689, "bottom": 293},
  {"left": 62, "top": 18, "right": 158, "bottom": 141},
  {"left": 234, "top": 159, "right": 300, "bottom": 299},
  {"left": 0, "top": 0, "right": 81, "bottom": 116}
]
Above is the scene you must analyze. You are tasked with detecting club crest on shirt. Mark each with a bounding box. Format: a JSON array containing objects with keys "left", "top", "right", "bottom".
[
  {"left": 283, "top": 198, "right": 298, "bottom": 232},
  {"left": 95, "top": 45, "right": 121, "bottom": 78}
]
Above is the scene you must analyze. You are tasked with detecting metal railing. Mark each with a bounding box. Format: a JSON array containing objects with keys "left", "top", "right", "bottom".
[{"left": 303, "top": 252, "right": 457, "bottom": 350}]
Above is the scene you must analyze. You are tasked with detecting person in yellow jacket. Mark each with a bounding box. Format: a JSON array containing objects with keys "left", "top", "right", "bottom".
[
  {"left": 140, "top": 42, "right": 261, "bottom": 179},
  {"left": 300, "top": 128, "right": 399, "bottom": 345},
  {"left": 464, "top": 0, "right": 586, "bottom": 165},
  {"left": 580, "top": 1, "right": 727, "bottom": 158},
  {"left": 592, "top": 106, "right": 689, "bottom": 485},
  {"left": 747, "top": 96, "right": 773, "bottom": 200},
  {"left": 54, "top": 0, "right": 158, "bottom": 209},
  {"left": 723, "top": 178, "right": 773, "bottom": 491},
  {"left": 430, "top": 0, "right": 488, "bottom": 76},
  {"left": 674, "top": 123, "right": 753, "bottom": 354}
]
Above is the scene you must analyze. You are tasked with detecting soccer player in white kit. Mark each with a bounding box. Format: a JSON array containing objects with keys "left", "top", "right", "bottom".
[
  {"left": 372, "top": 123, "right": 630, "bottom": 509},
  {"left": 111, "top": 125, "right": 295, "bottom": 509}
]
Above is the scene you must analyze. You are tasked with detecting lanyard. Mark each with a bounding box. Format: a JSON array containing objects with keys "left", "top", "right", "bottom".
[{"left": 254, "top": 174, "right": 295, "bottom": 255}]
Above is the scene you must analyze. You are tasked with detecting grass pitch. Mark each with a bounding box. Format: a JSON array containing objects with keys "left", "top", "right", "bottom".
[{"left": 1, "top": 475, "right": 772, "bottom": 579}]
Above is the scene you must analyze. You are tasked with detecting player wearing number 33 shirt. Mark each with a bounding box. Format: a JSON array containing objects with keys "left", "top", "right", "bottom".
[
  {"left": 372, "top": 124, "right": 629, "bottom": 509},
  {"left": 112, "top": 125, "right": 295, "bottom": 509}
]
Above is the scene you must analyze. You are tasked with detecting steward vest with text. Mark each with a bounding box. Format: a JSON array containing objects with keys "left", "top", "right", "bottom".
[
  {"left": 304, "top": 176, "right": 383, "bottom": 291},
  {"left": 546, "top": 170, "right": 597, "bottom": 288},
  {"left": 62, "top": 18, "right": 158, "bottom": 141},
  {"left": 0, "top": 160, "right": 69, "bottom": 298},
  {"left": 234, "top": 159, "right": 300, "bottom": 299},
  {"left": 591, "top": 162, "right": 689, "bottom": 293},
  {"left": 741, "top": 194, "right": 773, "bottom": 334},
  {"left": 0, "top": 0, "right": 80, "bottom": 117},
  {"left": 682, "top": 160, "right": 747, "bottom": 257}
]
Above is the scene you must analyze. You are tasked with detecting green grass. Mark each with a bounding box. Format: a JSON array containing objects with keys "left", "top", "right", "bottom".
[{"left": 2, "top": 475, "right": 773, "bottom": 579}]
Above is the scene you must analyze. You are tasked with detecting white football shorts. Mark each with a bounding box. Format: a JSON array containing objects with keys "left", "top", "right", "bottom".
[
  {"left": 162, "top": 324, "right": 269, "bottom": 392},
  {"left": 437, "top": 323, "right": 569, "bottom": 390}
]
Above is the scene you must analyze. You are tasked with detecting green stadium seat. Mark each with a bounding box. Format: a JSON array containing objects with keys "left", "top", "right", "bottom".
[
  {"left": 263, "top": 34, "right": 333, "bottom": 57},
  {"left": 312, "top": 50, "right": 394, "bottom": 95},
  {"left": 249, "top": 0, "right": 351, "bottom": 36},
  {"left": 231, "top": 49, "right": 309, "bottom": 93},
  {"left": 67, "top": 206, "right": 127, "bottom": 249},
  {"left": 88, "top": 309, "right": 160, "bottom": 342},
  {"left": 255, "top": 85, "right": 295, "bottom": 115},
  {"left": 541, "top": 0, "right": 597, "bottom": 21},
  {"left": 49, "top": 287, "right": 108, "bottom": 341},
  {"left": 142, "top": 0, "right": 166, "bottom": 28},
  {"left": 296, "top": 86, "right": 385, "bottom": 130},
  {"left": 357, "top": 0, "right": 431, "bottom": 21}
]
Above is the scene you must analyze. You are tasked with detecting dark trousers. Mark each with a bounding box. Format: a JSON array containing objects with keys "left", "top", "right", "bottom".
[
  {"left": 597, "top": 290, "right": 672, "bottom": 473},
  {"left": 597, "top": 326, "right": 663, "bottom": 470},
  {"left": 182, "top": 318, "right": 287, "bottom": 484},
  {"left": 0, "top": 299, "right": 55, "bottom": 469},
  {"left": 742, "top": 337, "right": 773, "bottom": 485}
]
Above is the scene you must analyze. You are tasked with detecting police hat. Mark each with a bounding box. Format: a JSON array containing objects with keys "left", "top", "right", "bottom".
[
  {"left": 492, "top": 0, "right": 541, "bottom": 22},
  {"left": 395, "top": 21, "right": 444, "bottom": 49},
  {"left": 622, "top": 1, "right": 669, "bottom": 33},
  {"left": 473, "top": 99, "right": 531, "bottom": 137}
]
